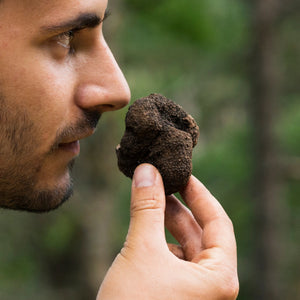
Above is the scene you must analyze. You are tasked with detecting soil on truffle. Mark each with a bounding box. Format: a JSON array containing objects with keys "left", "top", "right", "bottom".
[{"left": 116, "top": 93, "right": 199, "bottom": 195}]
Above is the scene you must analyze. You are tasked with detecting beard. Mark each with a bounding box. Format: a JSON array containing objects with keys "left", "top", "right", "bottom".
[
  {"left": 0, "top": 159, "right": 75, "bottom": 213},
  {"left": 0, "top": 92, "right": 100, "bottom": 213}
]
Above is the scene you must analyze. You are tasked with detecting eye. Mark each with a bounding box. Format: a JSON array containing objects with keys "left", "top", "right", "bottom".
[{"left": 55, "top": 30, "right": 75, "bottom": 53}]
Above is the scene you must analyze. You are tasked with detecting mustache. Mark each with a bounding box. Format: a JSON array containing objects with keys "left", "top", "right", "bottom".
[{"left": 50, "top": 110, "right": 101, "bottom": 152}]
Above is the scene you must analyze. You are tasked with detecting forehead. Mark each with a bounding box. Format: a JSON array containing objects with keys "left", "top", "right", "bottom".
[
  {"left": 0, "top": 0, "right": 108, "bottom": 26},
  {"left": 20, "top": 0, "right": 107, "bottom": 12}
]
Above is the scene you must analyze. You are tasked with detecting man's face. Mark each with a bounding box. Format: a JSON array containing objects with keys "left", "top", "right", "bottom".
[{"left": 0, "top": 0, "right": 130, "bottom": 212}]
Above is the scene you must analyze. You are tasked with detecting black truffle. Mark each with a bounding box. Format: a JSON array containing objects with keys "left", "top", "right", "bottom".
[{"left": 116, "top": 93, "right": 199, "bottom": 195}]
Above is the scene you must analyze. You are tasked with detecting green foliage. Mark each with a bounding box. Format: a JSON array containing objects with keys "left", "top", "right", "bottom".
[
  {"left": 125, "top": 0, "right": 249, "bottom": 52},
  {"left": 277, "top": 99, "right": 300, "bottom": 155},
  {"left": 41, "top": 214, "right": 78, "bottom": 256}
]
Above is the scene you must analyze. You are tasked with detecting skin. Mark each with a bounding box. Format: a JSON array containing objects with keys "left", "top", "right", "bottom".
[
  {"left": 0, "top": 0, "right": 130, "bottom": 211},
  {"left": 98, "top": 164, "right": 239, "bottom": 299},
  {"left": 0, "top": 0, "right": 239, "bottom": 298}
]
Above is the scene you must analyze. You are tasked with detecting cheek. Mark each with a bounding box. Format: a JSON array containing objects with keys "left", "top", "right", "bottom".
[
  {"left": 5, "top": 63, "right": 75, "bottom": 136},
  {"left": 0, "top": 34, "right": 78, "bottom": 144}
]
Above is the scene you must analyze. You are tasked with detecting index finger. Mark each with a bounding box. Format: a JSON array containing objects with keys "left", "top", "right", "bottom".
[{"left": 180, "top": 176, "right": 237, "bottom": 260}]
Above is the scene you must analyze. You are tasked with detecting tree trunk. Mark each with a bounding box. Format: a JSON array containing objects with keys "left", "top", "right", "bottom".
[{"left": 250, "top": 0, "right": 285, "bottom": 299}]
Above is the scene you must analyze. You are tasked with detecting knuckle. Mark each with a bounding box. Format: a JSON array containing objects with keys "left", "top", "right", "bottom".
[
  {"left": 131, "top": 197, "right": 162, "bottom": 212},
  {"left": 225, "top": 217, "right": 235, "bottom": 232},
  {"left": 131, "top": 186, "right": 165, "bottom": 213},
  {"left": 218, "top": 214, "right": 235, "bottom": 235},
  {"left": 219, "top": 275, "right": 239, "bottom": 300}
]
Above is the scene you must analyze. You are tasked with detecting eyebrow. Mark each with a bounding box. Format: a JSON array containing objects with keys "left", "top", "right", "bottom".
[{"left": 41, "top": 10, "right": 110, "bottom": 34}]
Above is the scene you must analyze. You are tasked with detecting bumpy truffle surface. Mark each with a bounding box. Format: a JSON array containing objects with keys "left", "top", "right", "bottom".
[{"left": 116, "top": 93, "right": 199, "bottom": 195}]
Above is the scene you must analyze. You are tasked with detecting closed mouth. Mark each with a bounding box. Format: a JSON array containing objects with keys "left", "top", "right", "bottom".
[{"left": 58, "top": 140, "right": 80, "bottom": 155}]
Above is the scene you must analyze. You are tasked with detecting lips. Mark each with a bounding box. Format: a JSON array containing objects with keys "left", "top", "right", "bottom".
[
  {"left": 54, "top": 116, "right": 99, "bottom": 157},
  {"left": 58, "top": 140, "right": 80, "bottom": 155}
]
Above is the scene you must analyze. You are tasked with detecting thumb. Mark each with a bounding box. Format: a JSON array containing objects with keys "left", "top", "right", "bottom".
[{"left": 126, "top": 164, "right": 166, "bottom": 249}]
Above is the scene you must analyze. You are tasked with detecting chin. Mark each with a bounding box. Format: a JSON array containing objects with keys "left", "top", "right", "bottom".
[
  {"left": 0, "top": 161, "right": 75, "bottom": 213},
  {"left": 26, "top": 169, "right": 75, "bottom": 213},
  {"left": 28, "top": 184, "right": 74, "bottom": 213},
  {"left": 26, "top": 160, "right": 76, "bottom": 212},
  {"left": 1, "top": 179, "right": 74, "bottom": 213}
]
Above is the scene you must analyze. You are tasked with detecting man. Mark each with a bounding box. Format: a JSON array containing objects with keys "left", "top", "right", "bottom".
[{"left": 0, "top": 0, "right": 239, "bottom": 299}]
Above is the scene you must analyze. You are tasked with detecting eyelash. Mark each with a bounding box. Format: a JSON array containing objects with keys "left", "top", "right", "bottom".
[
  {"left": 54, "top": 10, "right": 111, "bottom": 55},
  {"left": 56, "top": 30, "right": 76, "bottom": 53}
]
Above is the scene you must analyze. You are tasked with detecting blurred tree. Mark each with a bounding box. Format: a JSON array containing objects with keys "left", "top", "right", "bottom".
[
  {"left": 249, "top": 0, "right": 283, "bottom": 298},
  {"left": 249, "top": 0, "right": 299, "bottom": 299}
]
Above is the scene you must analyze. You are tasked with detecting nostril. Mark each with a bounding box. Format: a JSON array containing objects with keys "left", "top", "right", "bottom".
[{"left": 97, "top": 104, "right": 115, "bottom": 112}]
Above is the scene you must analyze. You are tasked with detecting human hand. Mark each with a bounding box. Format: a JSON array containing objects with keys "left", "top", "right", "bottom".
[{"left": 97, "top": 164, "right": 239, "bottom": 300}]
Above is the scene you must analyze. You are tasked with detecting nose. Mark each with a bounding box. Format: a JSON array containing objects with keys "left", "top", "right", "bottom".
[{"left": 75, "top": 37, "right": 131, "bottom": 112}]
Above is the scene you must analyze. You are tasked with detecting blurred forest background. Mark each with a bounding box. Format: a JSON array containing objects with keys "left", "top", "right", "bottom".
[{"left": 0, "top": 0, "right": 299, "bottom": 299}]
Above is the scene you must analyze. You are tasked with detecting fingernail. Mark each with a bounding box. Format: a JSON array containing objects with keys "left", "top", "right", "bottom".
[{"left": 133, "top": 164, "right": 156, "bottom": 188}]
